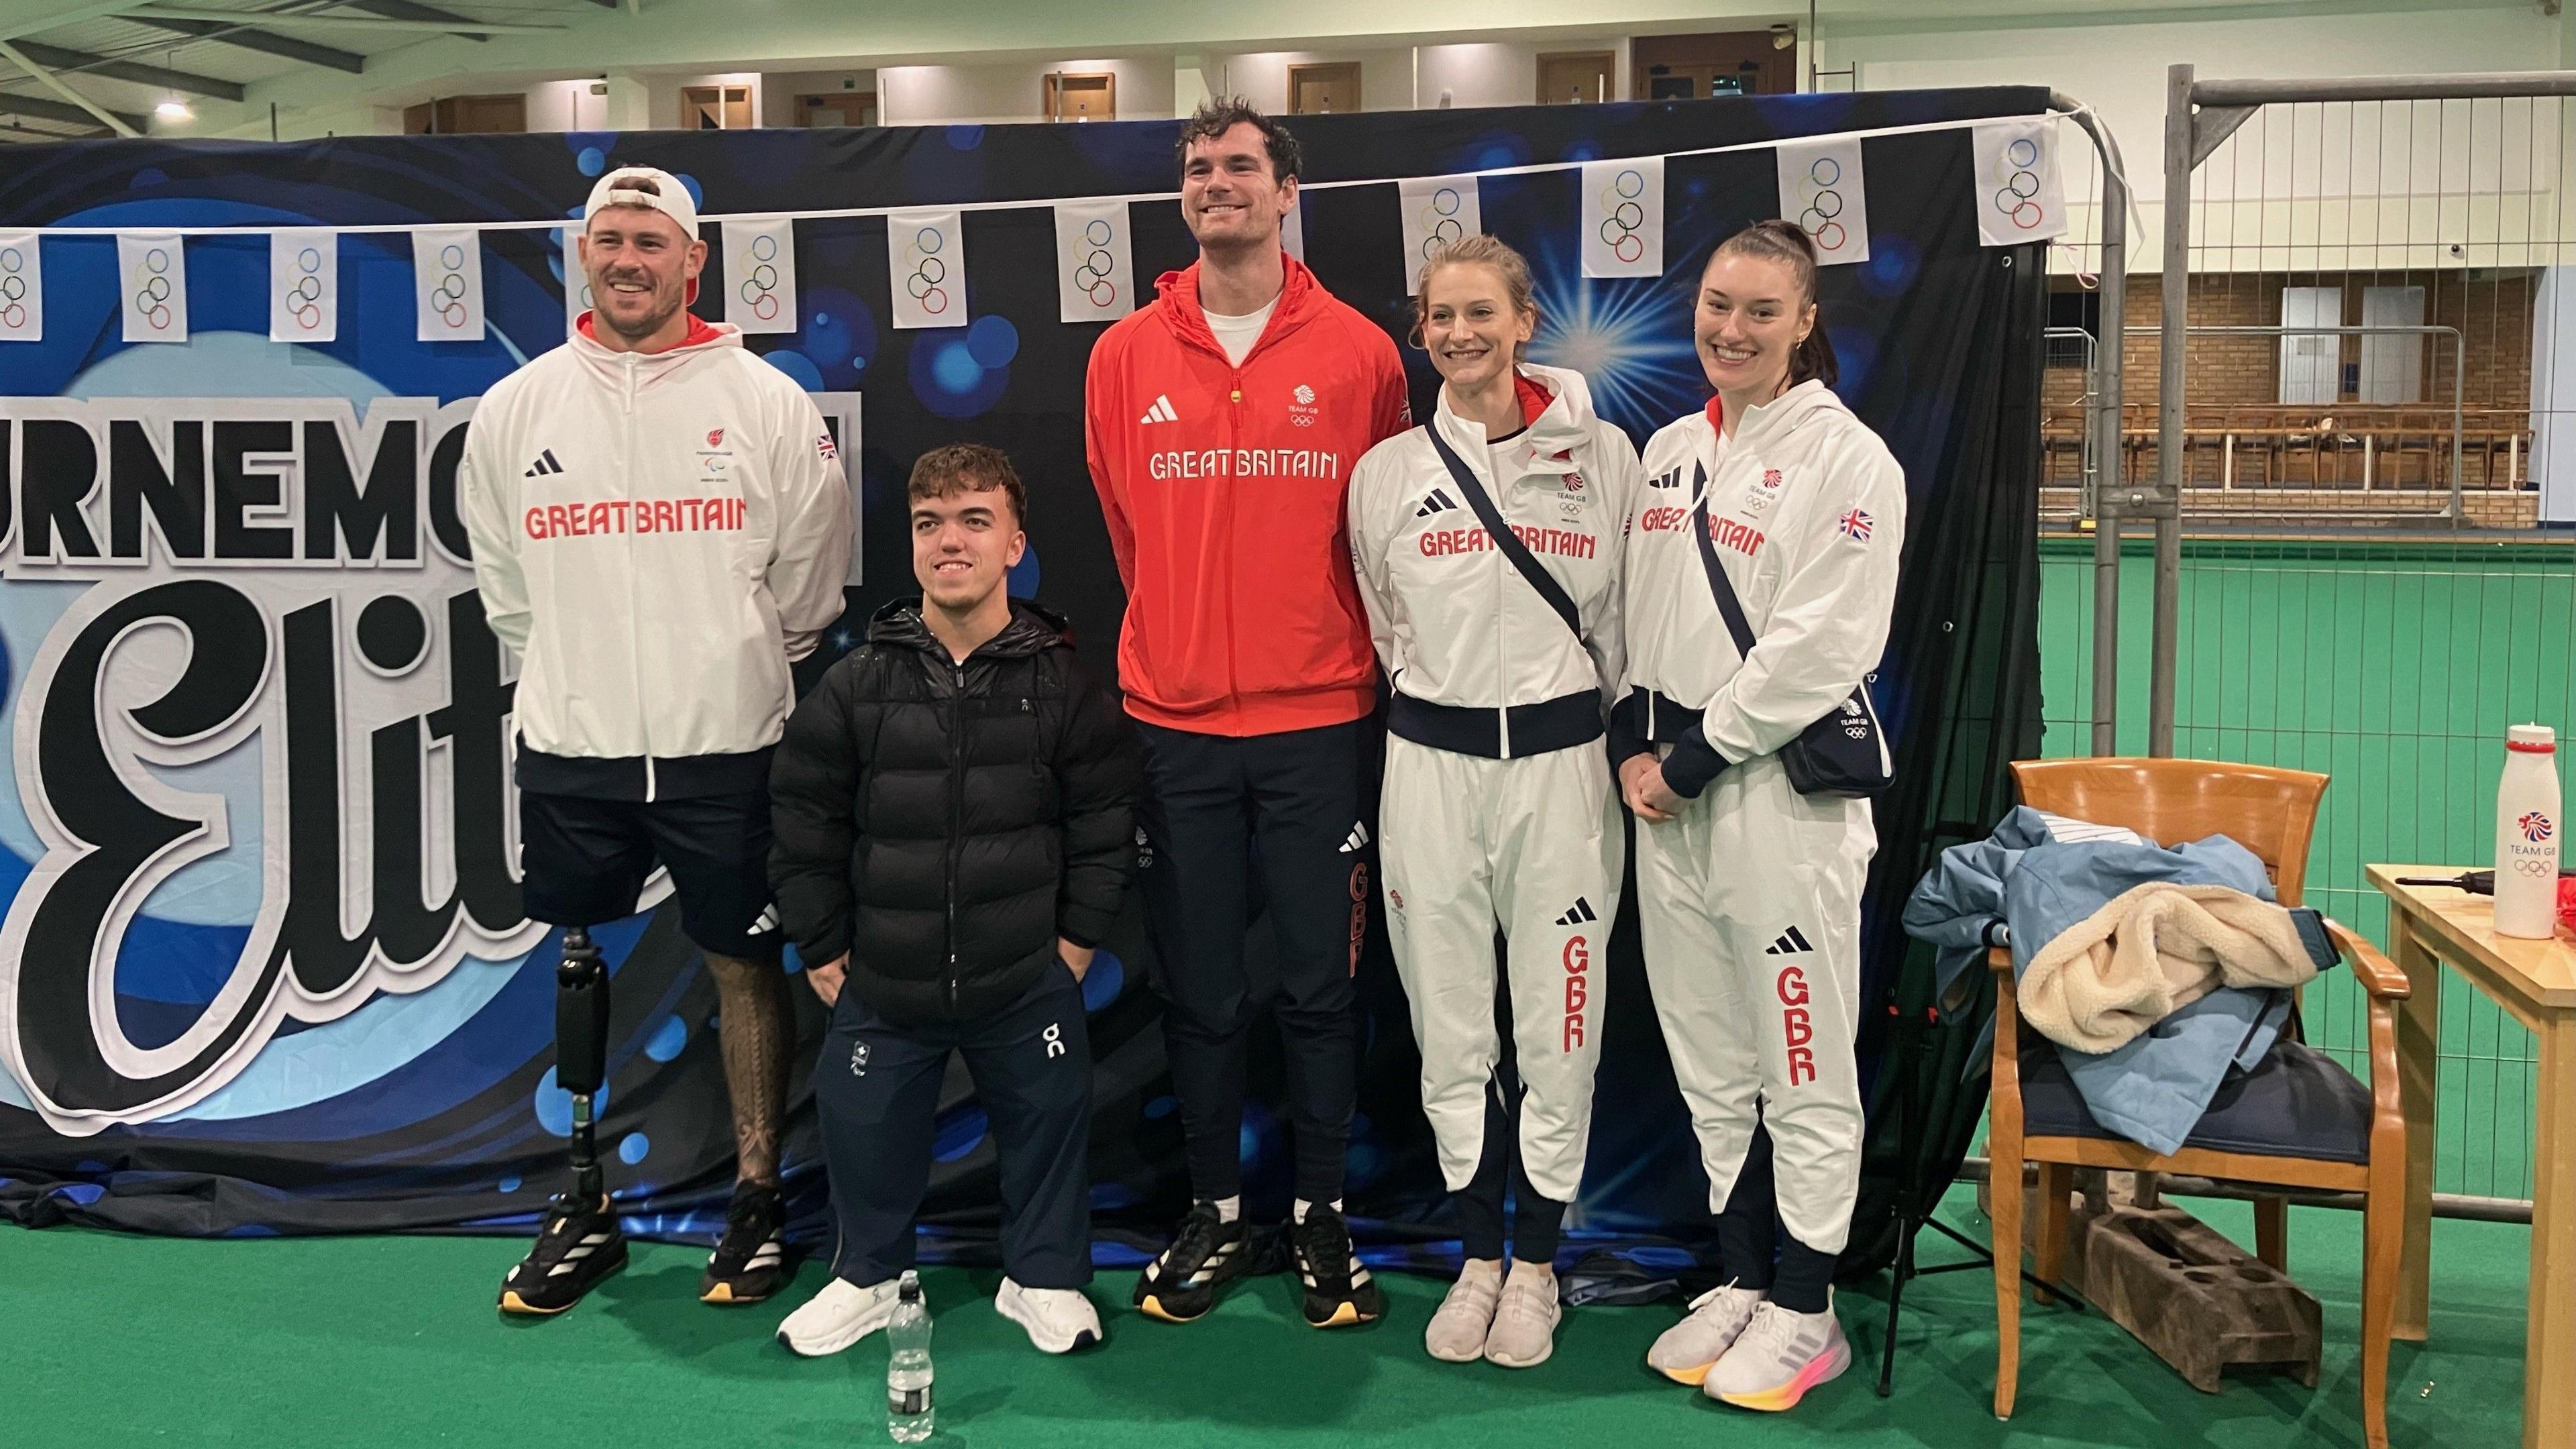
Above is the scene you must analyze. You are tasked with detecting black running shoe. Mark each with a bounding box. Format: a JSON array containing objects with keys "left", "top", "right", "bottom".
[
  {"left": 1132, "top": 1201, "right": 1256, "bottom": 1323},
  {"left": 498, "top": 1195, "right": 627, "bottom": 1316},
  {"left": 700, "top": 1181, "right": 791, "bottom": 1305},
  {"left": 1291, "top": 1203, "right": 1384, "bottom": 1329}
]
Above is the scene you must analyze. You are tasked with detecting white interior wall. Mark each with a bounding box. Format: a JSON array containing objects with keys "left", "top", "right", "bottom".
[
  {"left": 1201, "top": 48, "right": 1417, "bottom": 115},
  {"left": 878, "top": 58, "right": 1175, "bottom": 125},
  {"left": 1414, "top": 38, "right": 1629, "bottom": 109},
  {"left": 645, "top": 72, "right": 767, "bottom": 131},
  {"left": 763, "top": 70, "right": 880, "bottom": 125}
]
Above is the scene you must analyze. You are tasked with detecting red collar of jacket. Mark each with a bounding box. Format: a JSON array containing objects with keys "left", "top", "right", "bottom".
[
  {"left": 576, "top": 310, "right": 724, "bottom": 354},
  {"left": 1150, "top": 252, "right": 1323, "bottom": 362}
]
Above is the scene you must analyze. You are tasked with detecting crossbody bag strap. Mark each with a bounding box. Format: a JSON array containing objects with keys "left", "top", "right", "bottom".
[
  {"left": 1688, "top": 486, "right": 1760, "bottom": 659},
  {"left": 1425, "top": 424, "right": 1583, "bottom": 638}
]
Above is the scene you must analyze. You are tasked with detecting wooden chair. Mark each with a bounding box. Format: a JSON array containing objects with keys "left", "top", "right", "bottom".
[{"left": 1988, "top": 757, "right": 2410, "bottom": 1448}]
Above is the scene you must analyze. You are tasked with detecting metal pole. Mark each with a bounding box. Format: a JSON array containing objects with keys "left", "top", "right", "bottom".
[
  {"left": 2192, "top": 71, "right": 2576, "bottom": 105},
  {"left": 2055, "top": 94, "right": 2129, "bottom": 758},
  {"left": 2152, "top": 63, "right": 2191, "bottom": 760}
]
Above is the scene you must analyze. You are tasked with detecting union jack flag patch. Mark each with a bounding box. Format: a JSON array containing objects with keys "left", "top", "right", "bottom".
[
  {"left": 1837, "top": 508, "right": 1874, "bottom": 543},
  {"left": 816, "top": 432, "right": 838, "bottom": 461}
]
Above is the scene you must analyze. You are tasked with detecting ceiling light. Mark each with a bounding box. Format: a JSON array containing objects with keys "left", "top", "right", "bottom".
[{"left": 156, "top": 98, "right": 192, "bottom": 119}]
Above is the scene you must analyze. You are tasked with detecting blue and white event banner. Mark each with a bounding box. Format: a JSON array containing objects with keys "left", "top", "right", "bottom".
[
  {"left": 722, "top": 217, "right": 798, "bottom": 335},
  {"left": 0, "top": 231, "right": 40, "bottom": 341},
  {"left": 888, "top": 208, "right": 963, "bottom": 330},
  {"left": 1398, "top": 175, "right": 1482, "bottom": 292},
  {"left": 560, "top": 227, "right": 593, "bottom": 336},
  {"left": 269, "top": 229, "right": 337, "bottom": 345},
  {"left": 117, "top": 232, "right": 186, "bottom": 343},
  {"left": 1777, "top": 136, "right": 1871, "bottom": 267},
  {"left": 412, "top": 227, "right": 483, "bottom": 343},
  {"left": 1052, "top": 200, "right": 1134, "bottom": 325},
  {"left": 1581, "top": 157, "right": 1664, "bottom": 278},
  {"left": 1972, "top": 117, "right": 2069, "bottom": 246}
]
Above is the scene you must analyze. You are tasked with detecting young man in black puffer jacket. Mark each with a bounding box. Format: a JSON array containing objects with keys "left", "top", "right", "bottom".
[{"left": 768, "top": 443, "right": 1144, "bottom": 1358}]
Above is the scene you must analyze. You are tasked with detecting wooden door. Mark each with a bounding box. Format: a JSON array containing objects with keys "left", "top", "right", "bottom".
[
  {"left": 1044, "top": 72, "right": 1116, "bottom": 122},
  {"left": 413, "top": 94, "right": 525, "bottom": 134},
  {"left": 797, "top": 93, "right": 875, "bottom": 127},
  {"left": 1288, "top": 62, "right": 1363, "bottom": 115},
  {"left": 1538, "top": 52, "right": 1614, "bottom": 105},
  {"left": 684, "top": 85, "right": 751, "bottom": 129},
  {"left": 1633, "top": 32, "right": 1792, "bottom": 100}
]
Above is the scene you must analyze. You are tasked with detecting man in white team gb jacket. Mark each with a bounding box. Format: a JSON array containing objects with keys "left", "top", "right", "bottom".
[{"left": 464, "top": 166, "right": 853, "bottom": 1316}]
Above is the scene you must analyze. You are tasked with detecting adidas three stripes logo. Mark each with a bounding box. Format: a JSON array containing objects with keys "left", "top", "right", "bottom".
[
  {"left": 1415, "top": 488, "right": 1459, "bottom": 518},
  {"left": 523, "top": 448, "right": 565, "bottom": 478},
  {"left": 1765, "top": 925, "right": 1816, "bottom": 956},
  {"left": 1139, "top": 394, "right": 1179, "bottom": 425},
  {"left": 1554, "top": 897, "right": 1598, "bottom": 926}
]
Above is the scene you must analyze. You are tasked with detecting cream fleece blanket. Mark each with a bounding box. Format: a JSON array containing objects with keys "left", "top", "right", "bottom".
[{"left": 2019, "top": 882, "right": 2319, "bottom": 1055}]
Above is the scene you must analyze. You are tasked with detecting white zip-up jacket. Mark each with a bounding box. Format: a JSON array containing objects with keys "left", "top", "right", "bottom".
[
  {"left": 1617, "top": 380, "right": 1905, "bottom": 798},
  {"left": 1348, "top": 364, "right": 1640, "bottom": 757},
  {"left": 462, "top": 316, "right": 853, "bottom": 794}
]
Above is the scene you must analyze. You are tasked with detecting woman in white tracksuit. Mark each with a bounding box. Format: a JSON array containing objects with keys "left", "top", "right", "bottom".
[
  {"left": 1347, "top": 235, "right": 1640, "bottom": 1371},
  {"left": 1615, "top": 220, "right": 1905, "bottom": 1411}
]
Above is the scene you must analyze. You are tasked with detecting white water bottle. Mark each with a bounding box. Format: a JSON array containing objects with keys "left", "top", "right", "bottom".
[
  {"left": 886, "top": 1270, "right": 933, "bottom": 1443},
  {"left": 2495, "top": 724, "right": 2563, "bottom": 939}
]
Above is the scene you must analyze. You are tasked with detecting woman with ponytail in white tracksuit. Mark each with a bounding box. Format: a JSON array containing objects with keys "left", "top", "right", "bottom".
[
  {"left": 1347, "top": 235, "right": 1641, "bottom": 1371},
  {"left": 1613, "top": 220, "right": 1905, "bottom": 1411}
]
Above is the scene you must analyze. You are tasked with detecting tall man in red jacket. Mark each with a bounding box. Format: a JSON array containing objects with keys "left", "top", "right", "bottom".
[{"left": 1085, "top": 98, "right": 1411, "bottom": 1330}]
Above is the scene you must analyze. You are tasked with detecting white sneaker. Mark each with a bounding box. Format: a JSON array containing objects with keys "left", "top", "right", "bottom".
[
  {"left": 995, "top": 1277, "right": 1102, "bottom": 1354},
  {"left": 1424, "top": 1260, "right": 1503, "bottom": 1363},
  {"left": 776, "top": 1277, "right": 903, "bottom": 1358},
  {"left": 1481, "top": 1262, "right": 1561, "bottom": 1368},
  {"left": 1706, "top": 1297, "right": 1851, "bottom": 1410},
  {"left": 1646, "top": 1283, "right": 1765, "bottom": 1385}
]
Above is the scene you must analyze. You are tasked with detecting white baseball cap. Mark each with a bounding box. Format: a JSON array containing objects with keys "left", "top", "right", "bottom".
[{"left": 583, "top": 166, "right": 699, "bottom": 239}]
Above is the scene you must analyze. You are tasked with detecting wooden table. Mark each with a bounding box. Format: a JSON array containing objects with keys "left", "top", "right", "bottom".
[{"left": 2367, "top": 865, "right": 2576, "bottom": 1449}]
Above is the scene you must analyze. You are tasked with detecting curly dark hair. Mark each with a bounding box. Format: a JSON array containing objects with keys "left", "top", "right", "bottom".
[
  {"left": 1175, "top": 96, "right": 1302, "bottom": 183},
  {"left": 908, "top": 443, "right": 1026, "bottom": 527}
]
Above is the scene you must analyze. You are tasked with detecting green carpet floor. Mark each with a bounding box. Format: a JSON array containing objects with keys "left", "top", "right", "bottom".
[{"left": 1, "top": 1189, "right": 2534, "bottom": 1448}]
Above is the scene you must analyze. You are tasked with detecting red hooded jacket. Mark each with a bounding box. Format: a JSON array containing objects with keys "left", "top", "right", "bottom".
[{"left": 1085, "top": 256, "right": 1411, "bottom": 735}]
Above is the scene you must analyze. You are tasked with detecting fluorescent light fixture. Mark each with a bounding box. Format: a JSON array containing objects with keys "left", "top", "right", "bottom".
[{"left": 156, "top": 97, "right": 192, "bottom": 119}]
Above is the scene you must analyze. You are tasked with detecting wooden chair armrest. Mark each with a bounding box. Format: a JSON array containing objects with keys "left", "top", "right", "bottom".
[
  {"left": 1988, "top": 943, "right": 2013, "bottom": 975},
  {"left": 2323, "top": 917, "right": 2410, "bottom": 1001}
]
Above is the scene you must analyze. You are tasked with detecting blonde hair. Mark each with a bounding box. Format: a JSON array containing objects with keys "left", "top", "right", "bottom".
[{"left": 1410, "top": 234, "right": 1540, "bottom": 363}]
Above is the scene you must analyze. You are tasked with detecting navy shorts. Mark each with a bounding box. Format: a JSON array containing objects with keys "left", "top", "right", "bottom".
[{"left": 519, "top": 789, "right": 780, "bottom": 961}]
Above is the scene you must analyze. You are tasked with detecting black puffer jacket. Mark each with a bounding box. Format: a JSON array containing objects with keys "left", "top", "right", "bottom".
[{"left": 768, "top": 598, "right": 1144, "bottom": 1024}]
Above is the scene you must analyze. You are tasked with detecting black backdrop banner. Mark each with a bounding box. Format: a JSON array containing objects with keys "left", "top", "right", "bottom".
[{"left": 0, "top": 90, "right": 2045, "bottom": 1278}]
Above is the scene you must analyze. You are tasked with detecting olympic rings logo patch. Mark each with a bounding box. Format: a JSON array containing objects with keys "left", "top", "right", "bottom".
[
  {"left": 429, "top": 242, "right": 471, "bottom": 330},
  {"left": 1417, "top": 185, "right": 1466, "bottom": 258},
  {"left": 1597, "top": 168, "right": 1648, "bottom": 263},
  {"left": 903, "top": 225, "right": 951, "bottom": 316},
  {"left": 133, "top": 245, "right": 175, "bottom": 332},
  {"left": 1996, "top": 136, "right": 2045, "bottom": 231},
  {"left": 0, "top": 241, "right": 27, "bottom": 331},
  {"left": 284, "top": 244, "right": 325, "bottom": 332},
  {"left": 737, "top": 231, "right": 784, "bottom": 321},
  {"left": 1070, "top": 217, "right": 1118, "bottom": 311},
  {"left": 1796, "top": 156, "right": 1849, "bottom": 256}
]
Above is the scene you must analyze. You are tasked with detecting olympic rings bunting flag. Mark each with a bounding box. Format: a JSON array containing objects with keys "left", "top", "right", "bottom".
[
  {"left": 412, "top": 227, "right": 483, "bottom": 343},
  {"left": 1397, "top": 175, "right": 1482, "bottom": 293},
  {"left": 1580, "top": 157, "right": 1663, "bottom": 278},
  {"left": 268, "top": 229, "right": 338, "bottom": 345},
  {"left": 560, "top": 225, "right": 594, "bottom": 338},
  {"left": 1971, "top": 117, "right": 2068, "bottom": 246},
  {"left": 721, "top": 217, "right": 798, "bottom": 335},
  {"left": 888, "top": 207, "right": 964, "bottom": 330},
  {"left": 1776, "top": 136, "right": 1871, "bottom": 267},
  {"left": 116, "top": 232, "right": 188, "bottom": 343},
  {"left": 1051, "top": 199, "right": 1134, "bottom": 325},
  {"left": 0, "top": 231, "right": 40, "bottom": 341}
]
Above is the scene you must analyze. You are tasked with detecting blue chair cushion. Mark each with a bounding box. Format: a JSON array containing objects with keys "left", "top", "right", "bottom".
[{"left": 2018, "top": 1034, "right": 2374, "bottom": 1165}]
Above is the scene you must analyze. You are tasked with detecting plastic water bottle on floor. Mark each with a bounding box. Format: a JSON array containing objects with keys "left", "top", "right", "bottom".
[
  {"left": 886, "top": 1270, "right": 934, "bottom": 1443},
  {"left": 2495, "top": 724, "right": 2563, "bottom": 939}
]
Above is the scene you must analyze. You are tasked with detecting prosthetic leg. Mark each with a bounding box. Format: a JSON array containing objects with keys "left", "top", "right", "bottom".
[{"left": 498, "top": 927, "right": 632, "bottom": 1315}]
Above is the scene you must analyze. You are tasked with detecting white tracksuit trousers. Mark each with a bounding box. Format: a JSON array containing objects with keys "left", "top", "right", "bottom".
[
  {"left": 1380, "top": 735, "right": 1622, "bottom": 1205},
  {"left": 1635, "top": 753, "right": 1871, "bottom": 1254}
]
